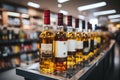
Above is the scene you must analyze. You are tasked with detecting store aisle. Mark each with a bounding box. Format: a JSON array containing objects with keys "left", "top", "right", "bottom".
[{"left": 0, "top": 68, "right": 24, "bottom": 80}]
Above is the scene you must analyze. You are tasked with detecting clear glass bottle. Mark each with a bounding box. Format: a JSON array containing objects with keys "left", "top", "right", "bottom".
[
  {"left": 54, "top": 13, "right": 67, "bottom": 76},
  {"left": 82, "top": 21, "right": 90, "bottom": 65},
  {"left": 66, "top": 16, "right": 76, "bottom": 71},
  {"left": 75, "top": 19, "right": 83, "bottom": 68},
  {"left": 39, "top": 10, "right": 54, "bottom": 74},
  {"left": 87, "top": 22, "right": 94, "bottom": 61}
]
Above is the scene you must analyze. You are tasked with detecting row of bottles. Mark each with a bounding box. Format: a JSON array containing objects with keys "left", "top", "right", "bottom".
[
  {"left": 0, "top": 27, "right": 38, "bottom": 41},
  {"left": 39, "top": 10, "right": 110, "bottom": 75}
]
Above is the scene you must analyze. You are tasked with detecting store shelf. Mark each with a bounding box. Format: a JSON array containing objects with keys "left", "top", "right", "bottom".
[
  {"left": 16, "top": 41, "right": 115, "bottom": 80},
  {"left": 0, "top": 39, "right": 40, "bottom": 45},
  {"left": 0, "top": 49, "right": 39, "bottom": 59}
]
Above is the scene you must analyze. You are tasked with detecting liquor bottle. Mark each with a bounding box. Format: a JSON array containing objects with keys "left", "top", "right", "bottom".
[
  {"left": 82, "top": 21, "right": 89, "bottom": 65},
  {"left": 66, "top": 16, "right": 76, "bottom": 71},
  {"left": 39, "top": 10, "right": 54, "bottom": 74},
  {"left": 75, "top": 19, "right": 83, "bottom": 67},
  {"left": 54, "top": 13, "right": 67, "bottom": 75},
  {"left": 94, "top": 25, "right": 98, "bottom": 54},
  {"left": 87, "top": 22, "right": 94, "bottom": 61}
]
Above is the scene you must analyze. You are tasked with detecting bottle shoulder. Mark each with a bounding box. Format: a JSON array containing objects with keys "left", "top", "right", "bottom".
[
  {"left": 55, "top": 31, "right": 67, "bottom": 40},
  {"left": 40, "top": 30, "right": 54, "bottom": 38}
]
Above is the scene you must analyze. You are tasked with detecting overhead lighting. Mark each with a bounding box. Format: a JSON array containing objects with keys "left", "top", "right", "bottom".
[
  {"left": 58, "top": 4, "right": 62, "bottom": 8},
  {"left": 110, "top": 19, "right": 120, "bottom": 22},
  {"left": 59, "top": 10, "right": 68, "bottom": 15},
  {"left": 7, "top": 12, "right": 20, "bottom": 17},
  {"left": 77, "top": 1, "right": 106, "bottom": 11},
  {"left": 27, "top": 2, "right": 40, "bottom": 8},
  {"left": 94, "top": 10, "right": 116, "bottom": 16},
  {"left": 78, "top": 15, "right": 85, "bottom": 20},
  {"left": 57, "top": 0, "right": 69, "bottom": 3},
  {"left": 108, "top": 14, "right": 120, "bottom": 19}
]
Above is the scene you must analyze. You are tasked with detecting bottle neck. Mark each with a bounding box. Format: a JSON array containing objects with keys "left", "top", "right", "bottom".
[
  {"left": 44, "top": 24, "right": 50, "bottom": 31},
  {"left": 57, "top": 25, "right": 64, "bottom": 31},
  {"left": 75, "top": 28, "right": 79, "bottom": 32},
  {"left": 82, "top": 28, "right": 86, "bottom": 32},
  {"left": 67, "top": 26, "right": 73, "bottom": 32},
  {"left": 88, "top": 29, "right": 91, "bottom": 32}
]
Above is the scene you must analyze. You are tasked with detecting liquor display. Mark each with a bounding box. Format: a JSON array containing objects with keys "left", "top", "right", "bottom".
[
  {"left": 66, "top": 16, "right": 76, "bottom": 71},
  {"left": 39, "top": 10, "right": 54, "bottom": 74},
  {"left": 0, "top": 27, "right": 39, "bottom": 72},
  {"left": 54, "top": 13, "right": 67, "bottom": 75}
]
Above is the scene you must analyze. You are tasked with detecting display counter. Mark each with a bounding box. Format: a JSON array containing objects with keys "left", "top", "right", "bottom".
[{"left": 16, "top": 40, "right": 115, "bottom": 80}]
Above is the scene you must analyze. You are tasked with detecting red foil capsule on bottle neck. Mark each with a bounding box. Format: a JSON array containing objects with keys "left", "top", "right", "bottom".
[
  {"left": 75, "top": 19, "right": 79, "bottom": 28},
  {"left": 67, "top": 16, "right": 72, "bottom": 26},
  {"left": 58, "top": 13, "right": 63, "bottom": 26},
  {"left": 44, "top": 10, "right": 50, "bottom": 25}
]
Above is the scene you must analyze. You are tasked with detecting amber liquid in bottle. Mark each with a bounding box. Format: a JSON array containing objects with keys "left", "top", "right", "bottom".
[
  {"left": 39, "top": 10, "right": 54, "bottom": 74},
  {"left": 67, "top": 16, "right": 76, "bottom": 71},
  {"left": 75, "top": 19, "right": 83, "bottom": 68},
  {"left": 54, "top": 13, "right": 67, "bottom": 76}
]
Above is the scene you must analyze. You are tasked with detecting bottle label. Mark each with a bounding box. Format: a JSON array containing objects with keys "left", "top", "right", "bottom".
[
  {"left": 90, "top": 40, "right": 94, "bottom": 51},
  {"left": 54, "top": 41, "right": 67, "bottom": 57},
  {"left": 76, "top": 41, "right": 83, "bottom": 49},
  {"left": 68, "top": 40, "right": 76, "bottom": 51},
  {"left": 83, "top": 41, "right": 88, "bottom": 48},
  {"left": 88, "top": 39, "right": 91, "bottom": 48},
  {"left": 83, "top": 40, "right": 89, "bottom": 54},
  {"left": 41, "top": 43, "right": 52, "bottom": 57},
  {"left": 94, "top": 39, "right": 97, "bottom": 46}
]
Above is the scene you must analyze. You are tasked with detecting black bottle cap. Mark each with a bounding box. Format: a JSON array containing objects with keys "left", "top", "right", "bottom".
[{"left": 82, "top": 20, "right": 85, "bottom": 29}]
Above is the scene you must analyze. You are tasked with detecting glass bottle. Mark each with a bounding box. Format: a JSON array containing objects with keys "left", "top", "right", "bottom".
[
  {"left": 75, "top": 19, "right": 83, "bottom": 68},
  {"left": 66, "top": 16, "right": 76, "bottom": 71},
  {"left": 39, "top": 10, "right": 54, "bottom": 74},
  {"left": 82, "top": 21, "right": 90, "bottom": 65},
  {"left": 54, "top": 13, "right": 67, "bottom": 76}
]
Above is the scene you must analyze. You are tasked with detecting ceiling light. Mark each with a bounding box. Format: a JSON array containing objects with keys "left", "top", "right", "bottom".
[
  {"left": 27, "top": 2, "right": 40, "bottom": 8},
  {"left": 59, "top": 10, "right": 68, "bottom": 15},
  {"left": 94, "top": 10, "right": 116, "bottom": 16},
  {"left": 78, "top": 15, "right": 85, "bottom": 20},
  {"left": 57, "top": 0, "right": 69, "bottom": 3},
  {"left": 7, "top": 12, "right": 20, "bottom": 17},
  {"left": 58, "top": 4, "right": 62, "bottom": 8},
  {"left": 77, "top": 1, "right": 106, "bottom": 11},
  {"left": 108, "top": 14, "right": 120, "bottom": 19},
  {"left": 110, "top": 19, "right": 120, "bottom": 22}
]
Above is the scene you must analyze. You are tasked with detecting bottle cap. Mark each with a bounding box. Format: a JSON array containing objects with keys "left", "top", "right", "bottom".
[
  {"left": 44, "top": 10, "right": 50, "bottom": 24},
  {"left": 58, "top": 13, "right": 63, "bottom": 26},
  {"left": 67, "top": 16, "right": 72, "bottom": 26},
  {"left": 75, "top": 19, "right": 79, "bottom": 28},
  {"left": 82, "top": 20, "right": 85, "bottom": 29}
]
